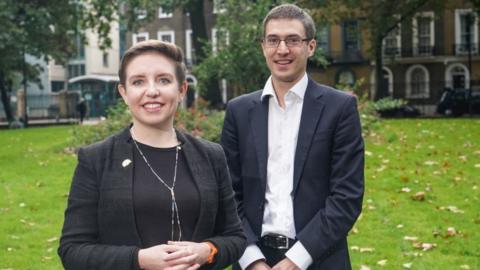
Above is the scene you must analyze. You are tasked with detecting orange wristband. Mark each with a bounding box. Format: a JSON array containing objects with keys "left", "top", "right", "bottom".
[{"left": 205, "top": 241, "right": 218, "bottom": 264}]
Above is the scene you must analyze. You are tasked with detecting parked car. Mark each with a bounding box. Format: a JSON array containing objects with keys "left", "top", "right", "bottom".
[{"left": 437, "top": 88, "right": 480, "bottom": 116}]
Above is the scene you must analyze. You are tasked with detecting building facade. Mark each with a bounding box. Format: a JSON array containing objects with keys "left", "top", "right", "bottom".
[{"left": 311, "top": 0, "right": 479, "bottom": 115}]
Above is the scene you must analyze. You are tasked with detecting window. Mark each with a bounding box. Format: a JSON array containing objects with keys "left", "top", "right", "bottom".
[
  {"left": 158, "top": 7, "right": 172, "bottom": 18},
  {"left": 157, "top": 30, "right": 175, "bottom": 44},
  {"left": 445, "top": 63, "right": 469, "bottom": 89},
  {"left": 132, "top": 32, "right": 149, "bottom": 45},
  {"left": 213, "top": 0, "right": 226, "bottom": 14},
  {"left": 102, "top": 53, "right": 109, "bottom": 68},
  {"left": 67, "top": 64, "right": 86, "bottom": 79},
  {"left": 406, "top": 65, "right": 429, "bottom": 98},
  {"left": 343, "top": 21, "right": 359, "bottom": 52},
  {"left": 413, "top": 12, "right": 434, "bottom": 56},
  {"left": 212, "top": 28, "right": 229, "bottom": 53},
  {"left": 316, "top": 25, "right": 329, "bottom": 54},
  {"left": 185, "top": 30, "right": 196, "bottom": 65},
  {"left": 135, "top": 8, "right": 147, "bottom": 20},
  {"left": 71, "top": 35, "right": 85, "bottom": 60},
  {"left": 51, "top": 81, "right": 64, "bottom": 92},
  {"left": 383, "top": 22, "right": 401, "bottom": 56},
  {"left": 455, "top": 9, "right": 478, "bottom": 54}
]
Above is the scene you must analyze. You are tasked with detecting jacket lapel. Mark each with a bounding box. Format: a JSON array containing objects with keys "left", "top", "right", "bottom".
[
  {"left": 293, "top": 79, "right": 325, "bottom": 196},
  {"left": 249, "top": 96, "right": 269, "bottom": 193}
]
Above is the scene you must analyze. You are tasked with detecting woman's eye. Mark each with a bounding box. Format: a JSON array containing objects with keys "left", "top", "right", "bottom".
[{"left": 132, "top": 80, "right": 143, "bottom": 86}]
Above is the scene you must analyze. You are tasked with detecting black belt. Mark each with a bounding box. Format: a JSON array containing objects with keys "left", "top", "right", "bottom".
[{"left": 261, "top": 234, "right": 295, "bottom": 250}]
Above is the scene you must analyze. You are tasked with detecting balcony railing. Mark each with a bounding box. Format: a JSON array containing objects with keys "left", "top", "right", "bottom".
[
  {"left": 453, "top": 43, "right": 479, "bottom": 55},
  {"left": 325, "top": 49, "right": 367, "bottom": 64}
]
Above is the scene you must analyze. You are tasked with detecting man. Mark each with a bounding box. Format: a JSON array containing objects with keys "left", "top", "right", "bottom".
[{"left": 220, "top": 4, "right": 364, "bottom": 270}]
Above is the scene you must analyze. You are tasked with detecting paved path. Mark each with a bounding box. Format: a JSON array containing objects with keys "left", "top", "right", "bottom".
[{"left": 0, "top": 118, "right": 102, "bottom": 129}]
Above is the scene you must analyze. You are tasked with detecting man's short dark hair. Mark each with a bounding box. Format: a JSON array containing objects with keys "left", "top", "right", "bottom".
[
  {"left": 262, "top": 4, "right": 316, "bottom": 40},
  {"left": 119, "top": 39, "right": 186, "bottom": 86}
]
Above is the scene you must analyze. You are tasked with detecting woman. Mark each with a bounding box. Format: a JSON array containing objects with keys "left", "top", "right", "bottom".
[{"left": 58, "top": 40, "right": 246, "bottom": 270}]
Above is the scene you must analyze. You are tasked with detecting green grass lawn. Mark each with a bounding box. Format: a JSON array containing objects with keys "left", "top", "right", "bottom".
[{"left": 0, "top": 120, "right": 479, "bottom": 270}]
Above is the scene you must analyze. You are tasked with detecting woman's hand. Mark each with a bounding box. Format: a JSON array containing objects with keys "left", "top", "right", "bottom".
[
  {"left": 167, "top": 241, "right": 212, "bottom": 266},
  {"left": 138, "top": 244, "right": 200, "bottom": 270}
]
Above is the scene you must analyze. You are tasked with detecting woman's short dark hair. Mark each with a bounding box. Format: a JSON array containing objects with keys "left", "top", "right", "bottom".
[
  {"left": 262, "top": 4, "right": 316, "bottom": 40},
  {"left": 119, "top": 39, "right": 186, "bottom": 85}
]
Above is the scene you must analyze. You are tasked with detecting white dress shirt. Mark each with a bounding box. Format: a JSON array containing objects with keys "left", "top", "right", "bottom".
[{"left": 238, "top": 73, "right": 313, "bottom": 270}]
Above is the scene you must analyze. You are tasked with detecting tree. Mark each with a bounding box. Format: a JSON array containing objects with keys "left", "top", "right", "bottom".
[
  {"left": 0, "top": 0, "right": 79, "bottom": 124},
  {"left": 194, "top": 0, "right": 274, "bottom": 97},
  {"left": 300, "top": 0, "right": 443, "bottom": 100}
]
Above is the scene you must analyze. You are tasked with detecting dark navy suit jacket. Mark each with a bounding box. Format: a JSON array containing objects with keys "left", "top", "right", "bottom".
[{"left": 220, "top": 78, "right": 364, "bottom": 269}]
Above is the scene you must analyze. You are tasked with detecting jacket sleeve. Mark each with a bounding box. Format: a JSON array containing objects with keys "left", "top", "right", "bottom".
[
  {"left": 57, "top": 147, "right": 140, "bottom": 270},
  {"left": 296, "top": 96, "right": 365, "bottom": 263},
  {"left": 203, "top": 143, "right": 247, "bottom": 270},
  {"left": 220, "top": 102, "right": 258, "bottom": 245}
]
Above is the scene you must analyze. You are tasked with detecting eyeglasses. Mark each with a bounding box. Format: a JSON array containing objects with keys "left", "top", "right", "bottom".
[{"left": 262, "top": 36, "right": 312, "bottom": 48}]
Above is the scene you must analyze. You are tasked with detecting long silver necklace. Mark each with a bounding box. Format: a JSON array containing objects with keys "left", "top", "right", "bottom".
[{"left": 130, "top": 129, "right": 183, "bottom": 241}]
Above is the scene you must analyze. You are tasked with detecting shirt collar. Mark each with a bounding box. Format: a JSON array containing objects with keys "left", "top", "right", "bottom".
[{"left": 261, "top": 73, "right": 308, "bottom": 102}]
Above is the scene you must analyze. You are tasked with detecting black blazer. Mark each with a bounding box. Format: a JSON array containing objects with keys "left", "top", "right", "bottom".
[
  {"left": 58, "top": 127, "right": 246, "bottom": 270},
  {"left": 221, "top": 78, "right": 364, "bottom": 270}
]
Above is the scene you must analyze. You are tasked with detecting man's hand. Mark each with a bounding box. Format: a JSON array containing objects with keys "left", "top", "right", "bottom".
[
  {"left": 271, "top": 258, "right": 300, "bottom": 270},
  {"left": 247, "top": 260, "right": 271, "bottom": 270}
]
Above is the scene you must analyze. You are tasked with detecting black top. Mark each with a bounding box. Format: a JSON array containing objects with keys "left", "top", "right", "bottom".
[{"left": 133, "top": 141, "right": 199, "bottom": 247}]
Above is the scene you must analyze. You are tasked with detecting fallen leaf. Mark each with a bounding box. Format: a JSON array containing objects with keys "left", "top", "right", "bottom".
[
  {"left": 359, "top": 247, "right": 375, "bottom": 253},
  {"left": 403, "top": 262, "right": 413, "bottom": 269},
  {"left": 413, "top": 242, "right": 437, "bottom": 251},
  {"left": 19, "top": 203, "right": 26, "bottom": 208},
  {"left": 424, "top": 161, "right": 437, "bottom": 166},
  {"left": 360, "top": 265, "right": 371, "bottom": 270},
  {"left": 377, "top": 259, "right": 387, "bottom": 266},
  {"left": 401, "top": 187, "right": 411, "bottom": 193},
  {"left": 446, "top": 227, "right": 456, "bottom": 237},
  {"left": 397, "top": 224, "right": 404, "bottom": 229},
  {"left": 439, "top": 205, "right": 464, "bottom": 214},
  {"left": 412, "top": 191, "right": 425, "bottom": 201},
  {"left": 475, "top": 164, "right": 480, "bottom": 168},
  {"left": 403, "top": 236, "right": 418, "bottom": 241},
  {"left": 47, "top": 236, "right": 58, "bottom": 243},
  {"left": 365, "top": 151, "right": 373, "bottom": 156},
  {"left": 351, "top": 246, "right": 359, "bottom": 251},
  {"left": 460, "top": 265, "right": 471, "bottom": 269}
]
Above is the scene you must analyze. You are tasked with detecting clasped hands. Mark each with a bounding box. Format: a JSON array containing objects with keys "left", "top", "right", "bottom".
[
  {"left": 247, "top": 258, "right": 300, "bottom": 270},
  {"left": 138, "top": 241, "right": 211, "bottom": 270}
]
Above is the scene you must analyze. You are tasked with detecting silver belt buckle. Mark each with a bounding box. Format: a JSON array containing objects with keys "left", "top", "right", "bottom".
[{"left": 277, "top": 235, "right": 289, "bottom": 249}]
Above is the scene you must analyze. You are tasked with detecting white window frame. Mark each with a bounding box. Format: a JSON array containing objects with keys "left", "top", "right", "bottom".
[
  {"left": 382, "top": 17, "right": 401, "bottom": 57},
  {"left": 212, "top": 28, "right": 230, "bottom": 53},
  {"left": 455, "top": 9, "right": 479, "bottom": 55},
  {"left": 406, "top": 64, "right": 430, "bottom": 98},
  {"left": 136, "top": 8, "right": 147, "bottom": 20},
  {"left": 412, "top": 12, "right": 435, "bottom": 55},
  {"left": 445, "top": 63, "right": 470, "bottom": 89},
  {"left": 157, "top": 30, "right": 175, "bottom": 44},
  {"left": 185, "top": 30, "right": 193, "bottom": 62},
  {"left": 158, "top": 7, "right": 172, "bottom": 18},
  {"left": 132, "top": 32, "right": 149, "bottom": 45}
]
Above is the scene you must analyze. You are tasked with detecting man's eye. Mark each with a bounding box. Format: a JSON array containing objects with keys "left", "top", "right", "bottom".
[
  {"left": 159, "top": 78, "right": 171, "bottom": 84},
  {"left": 267, "top": 38, "right": 279, "bottom": 44},
  {"left": 286, "top": 38, "right": 301, "bottom": 45}
]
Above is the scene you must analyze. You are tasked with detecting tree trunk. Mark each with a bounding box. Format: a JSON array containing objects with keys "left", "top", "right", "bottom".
[
  {"left": 185, "top": 0, "right": 222, "bottom": 108},
  {"left": 0, "top": 71, "right": 15, "bottom": 123},
  {"left": 374, "top": 34, "right": 387, "bottom": 100}
]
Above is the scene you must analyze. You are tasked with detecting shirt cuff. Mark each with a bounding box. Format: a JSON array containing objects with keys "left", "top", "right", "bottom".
[
  {"left": 285, "top": 241, "right": 313, "bottom": 270},
  {"left": 238, "top": 244, "right": 266, "bottom": 270}
]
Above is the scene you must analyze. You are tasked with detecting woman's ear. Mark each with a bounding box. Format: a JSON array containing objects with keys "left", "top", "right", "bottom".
[
  {"left": 118, "top": 84, "right": 128, "bottom": 105},
  {"left": 179, "top": 80, "right": 188, "bottom": 102}
]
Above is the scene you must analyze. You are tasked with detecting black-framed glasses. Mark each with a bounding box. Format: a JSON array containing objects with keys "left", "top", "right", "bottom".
[{"left": 262, "top": 36, "right": 312, "bottom": 48}]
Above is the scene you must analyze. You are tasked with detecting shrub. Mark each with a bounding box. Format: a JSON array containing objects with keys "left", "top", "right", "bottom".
[{"left": 70, "top": 99, "right": 224, "bottom": 148}]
